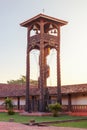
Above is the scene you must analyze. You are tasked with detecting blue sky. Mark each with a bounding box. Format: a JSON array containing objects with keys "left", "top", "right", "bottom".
[{"left": 0, "top": 0, "right": 87, "bottom": 85}]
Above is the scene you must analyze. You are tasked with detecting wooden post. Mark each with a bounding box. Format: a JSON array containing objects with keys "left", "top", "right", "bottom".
[
  {"left": 25, "top": 29, "right": 31, "bottom": 112},
  {"left": 57, "top": 26, "right": 62, "bottom": 104},
  {"left": 17, "top": 97, "right": 20, "bottom": 110},
  {"left": 68, "top": 94, "right": 71, "bottom": 111},
  {"left": 39, "top": 20, "right": 45, "bottom": 112}
]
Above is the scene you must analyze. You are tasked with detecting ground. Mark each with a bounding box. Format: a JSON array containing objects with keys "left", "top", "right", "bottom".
[{"left": 0, "top": 122, "right": 86, "bottom": 130}]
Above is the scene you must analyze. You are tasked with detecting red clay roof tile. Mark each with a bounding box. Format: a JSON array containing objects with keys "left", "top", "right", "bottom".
[{"left": 0, "top": 83, "right": 87, "bottom": 97}]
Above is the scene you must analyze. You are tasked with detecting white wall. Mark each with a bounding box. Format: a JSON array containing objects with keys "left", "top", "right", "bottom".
[
  {"left": 11, "top": 97, "right": 25, "bottom": 106},
  {"left": 11, "top": 97, "right": 17, "bottom": 105},
  {"left": 0, "top": 98, "right": 5, "bottom": 105},
  {"left": 20, "top": 97, "right": 25, "bottom": 105},
  {"left": 71, "top": 95, "right": 87, "bottom": 105},
  {"left": 62, "top": 94, "right": 87, "bottom": 106},
  {"left": 62, "top": 96, "right": 68, "bottom": 105},
  {"left": 0, "top": 94, "right": 87, "bottom": 108}
]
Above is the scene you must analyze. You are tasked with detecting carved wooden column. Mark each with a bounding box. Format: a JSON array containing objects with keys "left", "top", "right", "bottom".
[
  {"left": 39, "top": 20, "right": 45, "bottom": 112},
  {"left": 25, "top": 29, "right": 31, "bottom": 112},
  {"left": 57, "top": 26, "right": 62, "bottom": 104}
]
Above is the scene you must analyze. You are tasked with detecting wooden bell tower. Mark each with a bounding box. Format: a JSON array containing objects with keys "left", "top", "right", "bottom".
[{"left": 20, "top": 14, "right": 68, "bottom": 112}]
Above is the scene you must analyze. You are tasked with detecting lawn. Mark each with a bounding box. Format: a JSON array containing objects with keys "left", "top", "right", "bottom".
[
  {"left": 0, "top": 112, "right": 87, "bottom": 124},
  {"left": 53, "top": 120, "right": 87, "bottom": 129}
]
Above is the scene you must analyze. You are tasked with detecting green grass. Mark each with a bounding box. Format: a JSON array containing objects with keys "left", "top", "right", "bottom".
[
  {"left": 53, "top": 121, "right": 87, "bottom": 128},
  {"left": 0, "top": 112, "right": 86, "bottom": 124},
  {"left": 0, "top": 112, "right": 87, "bottom": 128}
]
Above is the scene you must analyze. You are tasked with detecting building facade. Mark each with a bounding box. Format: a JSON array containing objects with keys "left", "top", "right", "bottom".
[{"left": 0, "top": 83, "right": 87, "bottom": 112}]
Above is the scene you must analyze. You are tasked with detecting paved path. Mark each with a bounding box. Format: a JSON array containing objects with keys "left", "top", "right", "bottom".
[{"left": 0, "top": 122, "right": 86, "bottom": 130}]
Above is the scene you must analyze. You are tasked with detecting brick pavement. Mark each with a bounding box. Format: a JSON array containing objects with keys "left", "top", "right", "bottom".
[{"left": 0, "top": 122, "right": 86, "bottom": 130}]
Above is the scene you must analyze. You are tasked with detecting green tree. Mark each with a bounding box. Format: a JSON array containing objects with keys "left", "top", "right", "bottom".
[
  {"left": 7, "top": 75, "right": 38, "bottom": 85},
  {"left": 7, "top": 75, "right": 26, "bottom": 85}
]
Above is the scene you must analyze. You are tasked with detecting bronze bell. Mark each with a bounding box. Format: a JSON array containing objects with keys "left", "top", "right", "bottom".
[
  {"left": 54, "top": 29, "right": 57, "bottom": 33},
  {"left": 51, "top": 30, "right": 53, "bottom": 33},
  {"left": 36, "top": 30, "right": 38, "bottom": 34}
]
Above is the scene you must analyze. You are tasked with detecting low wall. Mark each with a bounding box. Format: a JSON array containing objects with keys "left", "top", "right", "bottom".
[{"left": 63, "top": 105, "right": 87, "bottom": 112}]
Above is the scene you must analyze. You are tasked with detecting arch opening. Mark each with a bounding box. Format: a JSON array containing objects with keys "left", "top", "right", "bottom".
[{"left": 30, "top": 49, "right": 40, "bottom": 86}]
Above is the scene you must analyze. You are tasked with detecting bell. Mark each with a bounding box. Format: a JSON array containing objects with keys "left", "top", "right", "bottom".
[
  {"left": 33, "top": 25, "right": 38, "bottom": 31},
  {"left": 54, "top": 29, "right": 57, "bottom": 33},
  {"left": 36, "top": 30, "right": 38, "bottom": 34},
  {"left": 48, "top": 47, "right": 50, "bottom": 54},
  {"left": 49, "top": 24, "right": 53, "bottom": 29},
  {"left": 51, "top": 30, "right": 53, "bottom": 33}
]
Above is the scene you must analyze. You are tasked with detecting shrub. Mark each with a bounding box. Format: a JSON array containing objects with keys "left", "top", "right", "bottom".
[
  {"left": 4, "top": 97, "right": 15, "bottom": 115},
  {"left": 8, "top": 109, "right": 15, "bottom": 115},
  {"left": 48, "top": 103, "right": 62, "bottom": 117},
  {"left": 5, "top": 97, "right": 13, "bottom": 110}
]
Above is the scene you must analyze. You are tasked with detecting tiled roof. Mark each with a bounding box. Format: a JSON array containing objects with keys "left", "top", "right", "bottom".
[
  {"left": 0, "top": 83, "right": 87, "bottom": 97},
  {"left": 47, "top": 84, "right": 87, "bottom": 95},
  {"left": 20, "top": 13, "right": 68, "bottom": 27},
  {"left": 0, "top": 84, "right": 25, "bottom": 97},
  {"left": 61, "top": 84, "right": 87, "bottom": 94}
]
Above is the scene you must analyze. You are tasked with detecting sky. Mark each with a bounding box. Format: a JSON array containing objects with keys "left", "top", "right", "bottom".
[{"left": 0, "top": 0, "right": 87, "bottom": 85}]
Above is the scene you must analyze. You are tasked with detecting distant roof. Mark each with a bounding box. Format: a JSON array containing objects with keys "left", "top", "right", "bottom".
[
  {"left": 0, "top": 84, "right": 25, "bottom": 97},
  {"left": 57, "top": 84, "right": 87, "bottom": 95},
  {"left": 0, "top": 83, "right": 87, "bottom": 98},
  {"left": 20, "top": 13, "right": 68, "bottom": 27}
]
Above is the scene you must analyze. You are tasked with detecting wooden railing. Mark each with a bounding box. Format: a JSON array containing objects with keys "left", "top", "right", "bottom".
[
  {"left": 62, "top": 105, "right": 87, "bottom": 112},
  {"left": 29, "top": 33, "right": 58, "bottom": 44}
]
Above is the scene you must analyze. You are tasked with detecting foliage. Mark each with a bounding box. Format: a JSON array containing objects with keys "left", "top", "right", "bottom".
[
  {"left": 4, "top": 97, "right": 15, "bottom": 115},
  {"left": 5, "top": 97, "right": 13, "bottom": 110},
  {"left": 30, "top": 79, "right": 38, "bottom": 85},
  {"left": 48, "top": 103, "right": 62, "bottom": 117},
  {"left": 7, "top": 75, "right": 38, "bottom": 85},
  {"left": 7, "top": 75, "right": 26, "bottom": 85},
  {"left": 8, "top": 109, "right": 15, "bottom": 115}
]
